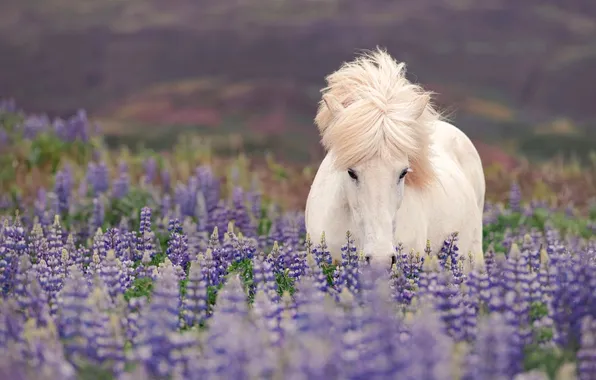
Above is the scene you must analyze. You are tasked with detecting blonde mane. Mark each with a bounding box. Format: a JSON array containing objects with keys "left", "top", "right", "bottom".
[{"left": 314, "top": 47, "right": 441, "bottom": 189}]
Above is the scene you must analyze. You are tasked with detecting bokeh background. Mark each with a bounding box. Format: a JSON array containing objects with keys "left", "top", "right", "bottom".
[{"left": 1, "top": 0, "right": 595, "bottom": 210}]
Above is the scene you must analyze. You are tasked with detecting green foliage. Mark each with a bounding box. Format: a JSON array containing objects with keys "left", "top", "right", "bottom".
[
  {"left": 76, "top": 363, "right": 115, "bottom": 380},
  {"left": 276, "top": 269, "right": 295, "bottom": 296},
  {"left": 105, "top": 188, "right": 156, "bottom": 229},
  {"left": 0, "top": 110, "right": 98, "bottom": 193},
  {"left": 523, "top": 344, "right": 576, "bottom": 379},
  {"left": 228, "top": 258, "right": 254, "bottom": 297},
  {"left": 321, "top": 263, "right": 336, "bottom": 287},
  {"left": 257, "top": 217, "right": 273, "bottom": 236},
  {"left": 124, "top": 277, "right": 153, "bottom": 301},
  {"left": 483, "top": 210, "right": 594, "bottom": 254},
  {"left": 529, "top": 302, "right": 549, "bottom": 323},
  {"left": 519, "top": 133, "right": 596, "bottom": 165},
  {"left": 590, "top": 204, "right": 596, "bottom": 220},
  {"left": 207, "top": 284, "right": 224, "bottom": 308},
  {"left": 27, "top": 133, "right": 68, "bottom": 172}
]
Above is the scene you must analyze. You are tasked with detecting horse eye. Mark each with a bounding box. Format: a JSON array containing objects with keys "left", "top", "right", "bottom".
[
  {"left": 347, "top": 169, "right": 358, "bottom": 181},
  {"left": 399, "top": 169, "right": 408, "bottom": 180}
]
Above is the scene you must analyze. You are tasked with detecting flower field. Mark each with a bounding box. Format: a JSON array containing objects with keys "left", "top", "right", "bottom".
[{"left": 0, "top": 100, "right": 596, "bottom": 379}]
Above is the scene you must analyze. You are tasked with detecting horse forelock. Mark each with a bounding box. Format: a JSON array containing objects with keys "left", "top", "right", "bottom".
[{"left": 314, "top": 47, "right": 441, "bottom": 189}]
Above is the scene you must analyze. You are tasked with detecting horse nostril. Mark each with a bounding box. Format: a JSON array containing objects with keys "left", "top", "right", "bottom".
[
  {"left": 391, "top": 255, "right": 397, "bottom": 267},
  {"left": 365, "top": 255, "right": 371, "bottom": 264}
]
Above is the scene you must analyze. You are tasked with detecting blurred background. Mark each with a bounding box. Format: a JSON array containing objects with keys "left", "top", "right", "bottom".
[
  {"left": 2, "top": 0, "right": 595, "bottom": 166},
  {"left": 1, "top": 0, "right": 596, "bottom": 216}
]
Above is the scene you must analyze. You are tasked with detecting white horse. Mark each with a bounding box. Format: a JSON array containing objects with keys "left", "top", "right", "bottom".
[{"left": 305, "top": 48, "right": 486, "bottom": 268}]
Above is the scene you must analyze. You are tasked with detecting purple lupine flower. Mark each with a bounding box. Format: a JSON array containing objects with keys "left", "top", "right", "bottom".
[
  {"left": 166, "top": 219, "right": 189, "bottom": 269},
  {"left": 95, "top": 313, "right": 127, "bottom": 375},
  {"left": 112, "top": 161, "right": 130, "bottom": 199},
  {"left": 213, "top": 274, "right": 248, "bottom": 317},
  {"left": 89, "top": 161, "right": 110, "bottom": 195},
  {"left": 91, "top": 227, "right": 107, "bottom": 260},
  {"left": 464, "top": 312, "right": 523, "bottom": 379},
  {"left": 293, "top": 275, "right": 332, "bottom": 334},
  {"left": 502, "top": 243, "right": 532, "bottom": 345},
  {"left": 33, "top": 188, "right": 50, "bottom": 228},
  {"left": 395, "top": 243, "right": 424, "bottom": 282},
  {"left": 253, "top": 254, "right": 280, "bottom": 304},
  {"left": 143, "top": 157, "right": 157, "bottom": 184},
  {"left": 304, "top": 247, "right": 329, "bottom": 294},
  {"left": 13, "top": 255, "right": 33, "bottom": 306},
  {"left": 54, "top": 165, "right": 72, "bottom": 216},
  {"left": 389, "top": 264, "right": 415, "bottom": 306},
  {"left": 509, "top": 181, "right": 522, "bottom": 212},
  {"left": 160, "top": 168, "right": 171, "bottom": 193},
  {"left": 20, "top": 114, "right": 49, "bottom": 139},
  {"left": 181, "top": 260, "right": 209, "bottom": 328},
  {"left": 347, "top": 266, "right": 401, "bottom": 378},
  {"left": 135, "top": 261, "right": 181, "bottom": 378},
  {"left": 251, "top": 288, "right": 282, "bottom": 346},
  {"left": 230, "top": 186, "right": 253, "bottom": 236},
  {"left": 416, "top": 254, "right": 441, "bottom": 301},
  {"left": 537, "top": 248, "right": 556, "bottom": 305},
  {"left": 196, "top": 165, "right": 220, "bottom": 214},
  {"left": 577, "top": 315, "right": 596, "bottom": 380},
  {"left": 460, "top": 282, "right": 480, "bottom": 342},
  {"left": 90, "top": 197, "right": 105, "bottom": 236},
  {"left": 55, "top": 266, "right": 91, "bottom": 361},
  {"left": 289, "top": 247, "right": 307, "bottom": 281},
  {"left": 17, "top": 322, "right": 77, "bottom": 380},
  {"left": 137, "top": 207, "right": 152, "bottom": 261},
  {"left": 79, "top": 282, "right": 114, "bottom": 365},
  {"left": 218, "top": 224, "right": 236, "bottom": 261},
  {"left": 46, "top": 215, "right": 64, "bottom": 255},
  {"left": 397, "top": 305, "right": 454, "bottom": 379},
  {"left": 312, "top": 232, "right": 332, "bottom": 266},
  {"left": 434, "top": 270, "right": 465, "bottom": 341},
  {"left": 208, "top": 200, "right": 229, "bottom": 241},
  {"left": 203, "top": 278, "right": 270, "bottom": 379},
  {"left": 56, "top": 109, "right": 92, "bottom": 142},
  {"left": 80, "top": 282, "right": 126, "bottom": 374},
  {"left": 266, "top": 241, "right": 284, "bottom": 274},
  {"left": 0, "top": 297, "right": 25, "bottom": 351},
  {"left": 521, "top": 234, "right": 540, "bottom": 273},
  {"left": 99, "top": 249, "right": 126, "bottom": 300},
  {"left": 174, "top": 182, "right": 192, "bottom": 219},
  {"left": 246, "top": 175, "right": 262, "bottom": 219},
  {"left": 199, "top": 248, "right": 218, "bottom": 290},
  {"left": 43, "top": 225, "right": 66, "bottom": 313},
  {"left": 123, "top": 296, "right": 148, "bottom": 345},
  {"left": 280, "top": 213, "right": 301, "bottom": 249},
  {"left": 437, "top": 232, "right": 462, "bottom": 282},
  {"left": 211, "top": 249, "right": 231, "bottom": 286},
  {"left": 333, "top": 232, "right": 360, "bottom": 295},
  {"left": 267, "top": 216, "right": 284, "bottom": 249},
  {"left": 0, "top": 218, "right": 28, "bottom": 295},
  {"left": 486, "top": 248, "right": 501, "bottom": 280},
  {"left": 201, "top": 311, "right": 266, "bottom": 379},
  {"left": 0, "top": 98, "right": 17, "bottom": 112},
  {"left": 14, "top": 259, "right": 52, "bottom": 328}
]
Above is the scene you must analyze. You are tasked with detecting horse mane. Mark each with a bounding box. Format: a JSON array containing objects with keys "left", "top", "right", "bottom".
[{"left": 314, "top": 47, "right": 442, "bottom": 189}]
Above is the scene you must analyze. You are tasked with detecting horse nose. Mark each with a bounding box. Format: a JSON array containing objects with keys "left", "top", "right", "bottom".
[{"left": 365, "top": 255, "right": 371, "bottom": 264}]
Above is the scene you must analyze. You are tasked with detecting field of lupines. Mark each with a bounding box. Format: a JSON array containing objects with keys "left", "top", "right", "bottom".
[{"left": 0, "top": 100, "right": 596, "bottom": 380}]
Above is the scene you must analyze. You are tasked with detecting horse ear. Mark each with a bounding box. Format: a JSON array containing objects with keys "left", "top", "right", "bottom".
[
  {"left": 411, "top": 93, "right": 430, "bottom": 120},
  {"left": 322, "top": 93, "right": 344, "bottom": 115}
]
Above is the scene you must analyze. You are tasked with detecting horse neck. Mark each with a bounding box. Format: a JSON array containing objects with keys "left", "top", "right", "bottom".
[{"left": 318, "top": 155, "right": 352, "bottom": 219}]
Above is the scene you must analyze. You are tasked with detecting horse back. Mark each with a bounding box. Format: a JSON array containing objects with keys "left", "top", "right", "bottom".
[{"left": 431, "top": 120, "right": 486, "bottom": 212}]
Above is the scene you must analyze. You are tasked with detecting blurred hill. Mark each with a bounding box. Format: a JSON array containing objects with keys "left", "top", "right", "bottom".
[{"left": 1, "top": 0, "right": 596, "bottom": 162}]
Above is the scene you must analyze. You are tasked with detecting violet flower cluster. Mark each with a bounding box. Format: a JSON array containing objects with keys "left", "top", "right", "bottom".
[{"left": 0, "top": 138, "right": 594, "bottom": 379}]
